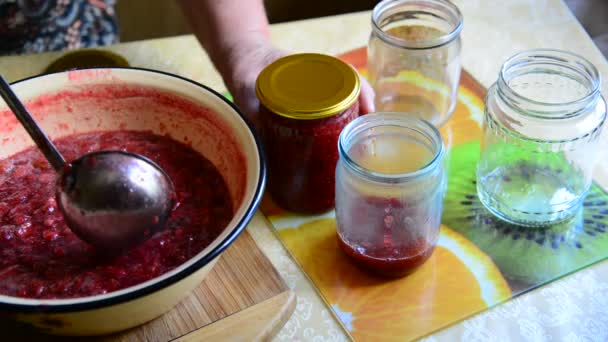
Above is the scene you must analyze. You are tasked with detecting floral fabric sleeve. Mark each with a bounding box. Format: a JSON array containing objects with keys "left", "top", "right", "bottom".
[{"left": 0, "top": 0, "right": 118, "bottom": 56}]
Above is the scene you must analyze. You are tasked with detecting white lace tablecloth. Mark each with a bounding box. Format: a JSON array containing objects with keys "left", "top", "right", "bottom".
[{"left": 1, "top": 0, "right": 607, "bottom": 340}]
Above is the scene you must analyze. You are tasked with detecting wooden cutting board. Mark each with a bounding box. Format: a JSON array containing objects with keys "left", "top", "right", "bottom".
[{"left": 10, "top": 213, "right": 296, "bottom": 342}]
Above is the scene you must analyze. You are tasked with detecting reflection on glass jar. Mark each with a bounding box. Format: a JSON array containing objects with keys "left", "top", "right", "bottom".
[
  {"left": 256, "top": 53, "right": 361, "bottom": 214},
  {"left": 368, "top": 0, "right": 463, "bottom": 127},
  {"left": 478, "top": 49, "right": 607, "bottom": 226},
  {"left": 335, "top": 113, "right": 446, "bottom": 277}
]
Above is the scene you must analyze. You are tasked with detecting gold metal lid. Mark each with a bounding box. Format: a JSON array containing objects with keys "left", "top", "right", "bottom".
[{"left": 256, "top": 53, "right": 360, "bottom": 120}]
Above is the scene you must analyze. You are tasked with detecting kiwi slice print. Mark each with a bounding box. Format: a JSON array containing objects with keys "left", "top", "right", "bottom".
[{"left": 442, "top": 141, "right": 608, "bottom": 285}]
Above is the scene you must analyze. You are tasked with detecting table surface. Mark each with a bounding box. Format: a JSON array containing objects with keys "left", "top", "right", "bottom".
[{"left": 1, "top": 0, "right": 608, "bottom": 340}]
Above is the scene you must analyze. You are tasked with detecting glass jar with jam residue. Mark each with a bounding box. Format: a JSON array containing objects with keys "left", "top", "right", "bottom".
[
  {"left": 256, "top": 53, "right": 361, "bottom": 214},
  {"left": 335, "top": 113, "right": 446, "bottom": 277}
]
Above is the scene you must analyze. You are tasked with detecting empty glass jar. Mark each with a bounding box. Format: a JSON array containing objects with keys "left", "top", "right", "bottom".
[
  {"left": 368, "top": 0, "right": 463, "bottom": 127},
  {"left": 478, "top": 49, "right": 607, "bottom": 226},
  {"left": 335, "top": 113, "right": 446, "bottom": 277}
]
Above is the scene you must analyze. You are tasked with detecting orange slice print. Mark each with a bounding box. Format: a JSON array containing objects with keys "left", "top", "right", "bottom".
[
  {"left": 338, "top": 47, "right": 485, "bottom": 147},
  {"left": 275, "top": 217, "right": 511, "bottom": 341}
]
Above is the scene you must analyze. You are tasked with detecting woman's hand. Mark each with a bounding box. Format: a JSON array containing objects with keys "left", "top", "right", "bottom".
[
  {"left": 220, "top": 35, "right": 287, "bottom": 128},
  {"left": 178, "top": 0, "right": 375, "bottom": 127},
  {"left": 223, "top": 37, "right": 376, "bottom": 127},
  {"left": 358, "top": 70, "right": 376, "bottom": 114}
]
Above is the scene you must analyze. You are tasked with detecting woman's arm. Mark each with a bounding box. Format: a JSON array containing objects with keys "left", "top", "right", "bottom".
[
  {"left": 177, "top": 0, "right": 285, "bottom": 125},
  {"left": 177, "top": 0, "right": 374, "bottom": 123},
  {"left": 177, "top": 0, "right": 271, "bottom": 80}
]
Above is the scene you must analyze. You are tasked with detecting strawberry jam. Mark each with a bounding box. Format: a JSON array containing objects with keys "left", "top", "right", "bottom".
[
  {"left": 261, "top": 101, "right": 359, "bottom": 214},
  {"left": 337, "top": 236, "right": 434, "bottom": 277},
  {"left": 0, "top": 131, "right": 232, "bottom": 299},
  {"left": 337, "top": 196, "right": 436, "bottom": 277}
]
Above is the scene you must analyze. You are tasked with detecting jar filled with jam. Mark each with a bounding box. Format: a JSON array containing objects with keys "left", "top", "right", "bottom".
[
  {"left": 335, "top": 113, "right": 446, "bottom": 277},
  {"left": 256, "top": 53, "right": 361, "bottom": 214}
]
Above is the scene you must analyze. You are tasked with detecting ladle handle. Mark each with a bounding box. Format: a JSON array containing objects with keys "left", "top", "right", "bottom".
[{"left": 0, "top": 75, "right": 66, "bottom": 171}]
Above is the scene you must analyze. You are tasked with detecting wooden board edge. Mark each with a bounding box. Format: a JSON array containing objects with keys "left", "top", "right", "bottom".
[{"left": 172, "top": 290, "right": 296, "bottom": 342}]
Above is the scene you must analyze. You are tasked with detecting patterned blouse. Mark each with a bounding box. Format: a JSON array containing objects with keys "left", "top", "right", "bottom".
[{"left": 0, "top": 0, "right": 118, "bottom": 56}]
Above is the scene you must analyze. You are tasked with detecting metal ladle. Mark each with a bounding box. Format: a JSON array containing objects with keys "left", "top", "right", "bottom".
[{"left": 0, "top": 76, "right": 175, "bottom": 250}]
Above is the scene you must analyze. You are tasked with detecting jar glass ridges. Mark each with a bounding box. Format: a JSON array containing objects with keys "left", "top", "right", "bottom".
[
  {"left": 368, "top": 0, "right": 463, "bottom": 127},
  {"left": 335, "top": 113, "right": 446, "bottom": 277},
  {"left": 478, "top": 49, "right": 607, "bottom": 226}
]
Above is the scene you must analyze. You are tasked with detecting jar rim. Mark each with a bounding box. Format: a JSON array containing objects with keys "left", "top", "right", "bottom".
[
  {"left": 338, "top": 112, "right": 444, "bottom": 183},
  {"left": 497, "top": 49, "right": 601, "bottom": 119},
  {"left": 371, "top": 0, "right": 463, "bottom": 50},
  {"left": 485, "top": 88, "right": 607, "bottom": 144}
]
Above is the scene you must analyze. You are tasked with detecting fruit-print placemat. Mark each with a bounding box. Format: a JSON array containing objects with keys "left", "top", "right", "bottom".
[{"left": 258, "top": 47, "right": 608, "bottom": 341}]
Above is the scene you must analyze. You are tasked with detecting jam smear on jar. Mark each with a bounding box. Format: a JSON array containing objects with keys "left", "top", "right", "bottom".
[
  {"left": 337, "top": 196, "right": 435, "bottom": 277},
  {"left": 0, "top": 131, "right": 232, "bottom": 299}
]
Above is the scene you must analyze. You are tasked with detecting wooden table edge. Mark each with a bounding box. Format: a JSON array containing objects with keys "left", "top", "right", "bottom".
[{"left": 172, "top": 290, "right": 296, "bottom": 342}]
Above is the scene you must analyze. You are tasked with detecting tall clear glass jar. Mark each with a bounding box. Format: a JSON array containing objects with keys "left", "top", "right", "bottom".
[
  {"left": 478, "top": 49, "right": 607, "bottom": 226},
  {"left": 368, "top": 0, "right": 463, "bottom": 127},
  {"left": 335, "top": 113, "right": 446, "bottom": 277}
]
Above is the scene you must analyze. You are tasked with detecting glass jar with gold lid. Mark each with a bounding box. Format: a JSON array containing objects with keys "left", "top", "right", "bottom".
[{"left": 256, "top": 53, "right": 361, "bottom": 213}]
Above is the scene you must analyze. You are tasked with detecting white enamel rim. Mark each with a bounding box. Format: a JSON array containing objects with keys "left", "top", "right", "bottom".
[{"left": 0, "top": 68, "right": 266, "bottom": 312}]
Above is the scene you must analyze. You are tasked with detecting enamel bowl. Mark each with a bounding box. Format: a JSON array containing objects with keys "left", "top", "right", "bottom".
[{"left": 0, "top": 68, "right": 265, "bottom": 335}]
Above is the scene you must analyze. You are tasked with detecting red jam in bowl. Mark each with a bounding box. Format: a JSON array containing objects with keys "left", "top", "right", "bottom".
[{"left": 0, "top": 131, "right": 232, "bottom": 299}]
